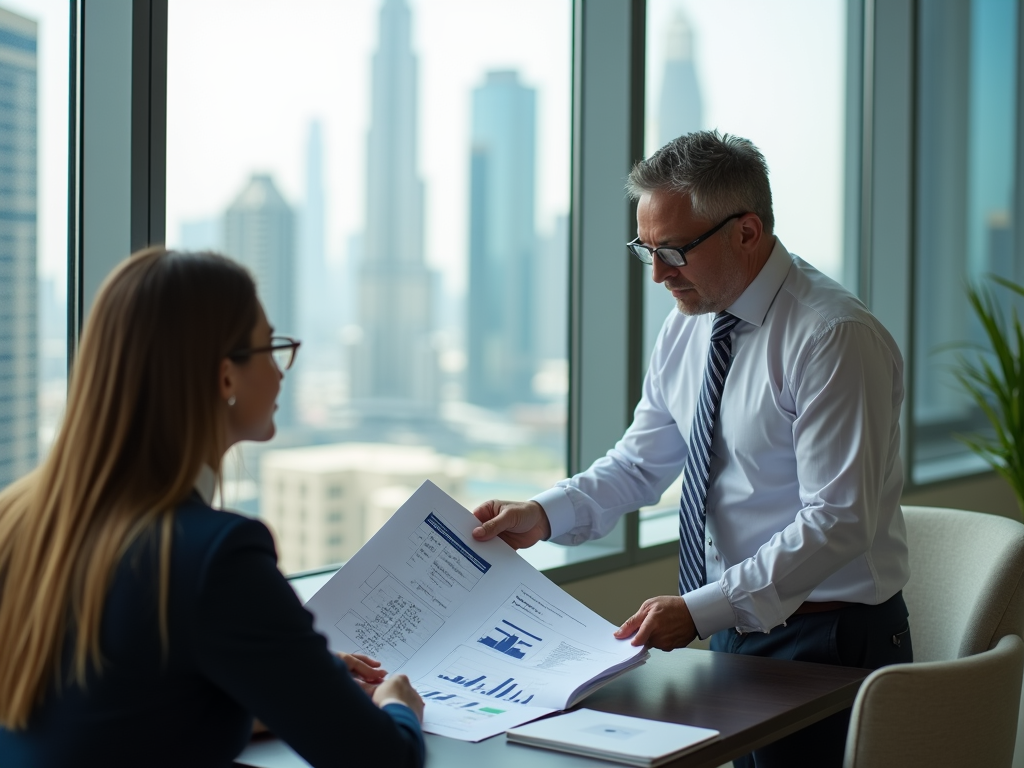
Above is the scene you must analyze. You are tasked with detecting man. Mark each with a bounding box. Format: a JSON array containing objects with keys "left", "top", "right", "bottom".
[{"left": 471, "top": 131, "right": 911, "bottom": 768}]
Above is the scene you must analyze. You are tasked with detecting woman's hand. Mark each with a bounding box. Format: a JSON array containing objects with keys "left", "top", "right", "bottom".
[
  {"left": 372, "top": 674, "right": 425, "bottom": 723},
  {"left": 338, "top": 652, "right": 388, "bottom": 695}
]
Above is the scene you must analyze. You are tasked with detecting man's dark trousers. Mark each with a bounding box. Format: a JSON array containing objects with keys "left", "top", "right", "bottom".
[{"left": 710, "top": 591, "right": 912, "bottom": 768}]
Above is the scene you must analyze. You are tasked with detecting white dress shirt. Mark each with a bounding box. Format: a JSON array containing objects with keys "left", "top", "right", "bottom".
[{"left": 534, "top": 239, "right": 909, "bottom": 638}]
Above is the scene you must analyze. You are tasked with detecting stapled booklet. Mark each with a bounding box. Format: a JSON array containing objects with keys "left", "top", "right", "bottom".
[{"left": 506, "top": 708, "right": 720, "bottom": 767}]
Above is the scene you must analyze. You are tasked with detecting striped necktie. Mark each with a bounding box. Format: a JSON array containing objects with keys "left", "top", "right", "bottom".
[{"left": 679, "top": 311, "right": 739, "bottom": 596}]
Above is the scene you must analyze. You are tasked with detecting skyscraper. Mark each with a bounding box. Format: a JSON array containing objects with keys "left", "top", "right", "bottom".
[
  {"left": 657, "top": 11, "right": 702, "bottom": 147},
  {"left": 466, "top": 70, "right": 538, "bottom": 409},
  {"left": 644, "top": 10, "right": 703, "bottom": 365},
  {"left": 348, "top": 0, "right": 437, "bottom": 415},
  {"left": 299, "top": 120, "right": 335, "bottom": 358},
  {"left": 224, "top": 173, "right": 297, "bottom": 426},
  {"left": 0, "top": 7, "right": 37, "bottom": 489}
]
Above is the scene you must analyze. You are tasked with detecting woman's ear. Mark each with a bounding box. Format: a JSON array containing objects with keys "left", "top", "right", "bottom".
[{"left": 219, "top": 358, "right": 237, "bottom": 405}]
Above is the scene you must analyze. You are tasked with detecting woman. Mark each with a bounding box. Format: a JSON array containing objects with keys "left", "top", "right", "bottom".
[{"left": 0, "top": 248, "right": 424, "bottom": 767}]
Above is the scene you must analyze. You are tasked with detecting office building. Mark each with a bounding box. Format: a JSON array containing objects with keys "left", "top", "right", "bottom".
[
  {"left": 466, "top": 70, "right": 538, "bottom": 410},
  {"left": 223, "top": 173, "right": 297, "bottom": 427},
  {"left": 644, "top": 10, "right": 704, "bottom": 366},
  {"left": 260, "top": 442, "right": 466, "bottom": 572},
  {"left": 657, "top": 10, "right": 702, "bottom": 147},
  {"left": 348, "top": 0, "right": 438, "bottom": 415},
  {"left": 534, "top": 214, "right": 569, "bottom": 367},
  {"left": 0, "top": 7, "right": 37, "bottom": 489},
  {"left": 299, "top": 119, "right": 339, "bottom": 358}
]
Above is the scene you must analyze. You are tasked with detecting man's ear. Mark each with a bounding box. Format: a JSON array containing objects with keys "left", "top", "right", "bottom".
[
  {"left": 219, "top": 358, "right": 237, "bottom": 403},
  {"left": 737, "top": 213, "right": 763, "bottom": 249}
]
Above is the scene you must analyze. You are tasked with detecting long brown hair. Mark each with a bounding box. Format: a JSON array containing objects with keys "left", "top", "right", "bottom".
[{"left": 0, "top": 247, "right": 258, "bottom": 729}]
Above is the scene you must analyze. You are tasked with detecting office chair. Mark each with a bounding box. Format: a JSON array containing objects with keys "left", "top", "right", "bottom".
[
  {"left": 843, "top": 633, "right": 1024, "bottom": 768},
  {"left": 900, "top": 505, "right": 1024, "bottom": 663}
]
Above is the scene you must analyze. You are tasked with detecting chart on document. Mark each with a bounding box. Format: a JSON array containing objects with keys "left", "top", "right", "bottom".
[
  {"left": 472, "top": 585, "right": 613, "bottom": 673},
  {"left": 332, "top": 512, "right": 489, "bottom": 671},
  {"left": 411, "top": 583, "right": 622, "bottom": 714}
]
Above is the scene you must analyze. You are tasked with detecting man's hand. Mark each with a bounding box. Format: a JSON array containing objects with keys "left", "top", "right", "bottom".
[
  {"left": 614, "top": 596, "right": 698, "bottom": 651},
  {"left": 338, "top": 651, "right": 388, "bottom": 695},
  {"left": 471, "top": 499, "right": 551, "bottom": 549}
]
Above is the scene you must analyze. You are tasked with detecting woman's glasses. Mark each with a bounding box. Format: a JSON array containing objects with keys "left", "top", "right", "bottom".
[{"left": 229, "top": 336, "right": 302, "bottom": 371}]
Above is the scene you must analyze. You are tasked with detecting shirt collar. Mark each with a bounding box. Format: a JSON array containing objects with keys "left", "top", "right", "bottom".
[
  {"left": 726, "top": 237, "right": 793, "bottom": 328},
  {"left": 194, "top": 464, "right": 217, "bottom": 506}
]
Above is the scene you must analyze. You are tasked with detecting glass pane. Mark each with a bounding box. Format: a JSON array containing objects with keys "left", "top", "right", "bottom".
[
  {"left": 912, "top": 0, "right": 1018, "bottom": 484},
  {"left": 0, "top": 0, "right": 67, "bottom": 490},
  {"left": 639, "top": 0, "right": 851, "bottom": 547},
  {"left": 167, "top": 0, "right": 572, "bottom": 573}
]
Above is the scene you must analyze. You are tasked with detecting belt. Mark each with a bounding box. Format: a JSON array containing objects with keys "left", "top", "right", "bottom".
[{"left": 791, "top": 600, "right": 855, "bottom": 616}]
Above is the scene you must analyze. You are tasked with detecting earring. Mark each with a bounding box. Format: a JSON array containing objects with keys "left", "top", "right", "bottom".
[{"left": 227, "top": 396, "right": 236, "bottom": 407}]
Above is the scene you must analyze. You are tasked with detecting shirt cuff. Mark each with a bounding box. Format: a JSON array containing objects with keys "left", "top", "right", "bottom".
[
  {"left": 531, "top": 487, "right": 575, "bottom": 540},
  {"left": 685, "top": 582, "right": 736, "bottom": 639},
  {"left": 380, "top": 698, "right": 417, "bottom": 715}
]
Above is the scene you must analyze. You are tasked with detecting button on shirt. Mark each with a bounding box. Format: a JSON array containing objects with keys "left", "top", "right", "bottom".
[{"left": 533, "top": 239, "right": 909, "bottom": 638}]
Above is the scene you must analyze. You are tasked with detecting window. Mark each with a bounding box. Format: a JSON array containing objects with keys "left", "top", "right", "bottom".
[
  {"left": 911, "top": 0, "right": 1019, "bottom": 484},
  {"left": 166, "top": 0, "right": 572, "bottom": 573},
  {"left": 638, "top": 0, "right": 854, "bottom": 548}
]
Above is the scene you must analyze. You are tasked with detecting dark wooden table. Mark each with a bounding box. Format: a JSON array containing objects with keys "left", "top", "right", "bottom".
[{"left": 422, "top": 647, "right": 868, "bottom": 768}]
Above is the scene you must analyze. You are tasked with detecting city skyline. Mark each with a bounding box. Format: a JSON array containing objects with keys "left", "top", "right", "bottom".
[
  {"left": 183, "top": 0, "right": 572, "bottom": 573},
  {"left": 165, "top": 0, "right": 572, "bottom": 302}
]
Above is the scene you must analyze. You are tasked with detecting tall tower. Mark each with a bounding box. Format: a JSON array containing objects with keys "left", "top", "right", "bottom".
[
  {"left": 224, "top": 173, "right": 297, "bottom": 427},
  {"left": 299, "top": 120, "right": 334, "bottom": 358},
  {"left": 349, "top": 0, "right": 437, "bottom": 415},
  {"left": 466, "top": 70, "right": 537, "bottom": 409},
  {"left": 0, "top": 7, "right": 37, "bottom": 489},
  {"left": 657, "top": 11, "right": 702, "bottom": 147},
  {"left": 644, "top": 10, "right": 703, "bottom": 365}
]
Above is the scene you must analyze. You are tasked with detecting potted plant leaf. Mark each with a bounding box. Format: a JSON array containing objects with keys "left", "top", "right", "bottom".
[{"left": 954, "top": 275, "right": 1024, "bottom": 517}]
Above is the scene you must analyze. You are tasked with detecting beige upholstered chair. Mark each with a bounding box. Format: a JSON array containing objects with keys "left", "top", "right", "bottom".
[
  {"left": 842, "top": 506, "right": 1024, "bottom": 768},
  {"left": 844, "top": 633, "right": 1024, "bottom": 768},
  {"left": 901, "top": 505, "right": 1024, "bottom": 662}
]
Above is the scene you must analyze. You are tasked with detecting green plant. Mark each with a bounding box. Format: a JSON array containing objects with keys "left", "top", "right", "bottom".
[{"left": 954, "top": 275, "right": 1024, "bottom": 516}]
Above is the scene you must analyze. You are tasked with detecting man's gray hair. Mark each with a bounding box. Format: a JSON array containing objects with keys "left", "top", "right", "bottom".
[{"left": 626, "top": 130, "right": 774, "bottom": 234}]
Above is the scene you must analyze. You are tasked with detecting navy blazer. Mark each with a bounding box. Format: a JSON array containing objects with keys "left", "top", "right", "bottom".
[{"left": 0, "top": 499, "right": 425, "bottom": 768}]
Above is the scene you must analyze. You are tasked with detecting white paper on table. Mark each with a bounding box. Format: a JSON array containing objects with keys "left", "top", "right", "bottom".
[
  {"left": 303, "top": 480, "right": 648, "bottom": 742},
  {"left": 506, "top": 709, "right": 720, "bottom": 767}
]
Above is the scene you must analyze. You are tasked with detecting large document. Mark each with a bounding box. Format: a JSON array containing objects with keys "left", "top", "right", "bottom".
[{"left": 304, "top": 480, "right": 648, "bottom": 743}]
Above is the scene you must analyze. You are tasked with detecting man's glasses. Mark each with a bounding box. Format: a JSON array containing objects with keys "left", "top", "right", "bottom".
[
  {"left": 627, "top": 212, "right": 746, "bottom": 267},
  {"left": 229, "top": 336, "right": 302, "bottom": 371}
]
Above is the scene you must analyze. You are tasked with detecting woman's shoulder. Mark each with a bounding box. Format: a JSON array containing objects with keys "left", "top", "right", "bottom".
[{"left": 170, "top": 500, "right": 276, "bottom": 579}]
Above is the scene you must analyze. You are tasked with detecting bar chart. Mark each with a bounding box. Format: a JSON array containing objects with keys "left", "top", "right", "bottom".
[
  {"left": 436, "top": 663, "right": 539, "bottom": 705},
  {"left": 477, "top": 619, "right": 543, "bottom": 660}
]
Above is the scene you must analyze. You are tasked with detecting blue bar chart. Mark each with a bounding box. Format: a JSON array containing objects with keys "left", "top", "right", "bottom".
[
  {"left": 477, "top": 619, "right": 543, "bottom": 660},
  {"left": 437, "top": 667, "right": 537, "bottom": 705}
]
